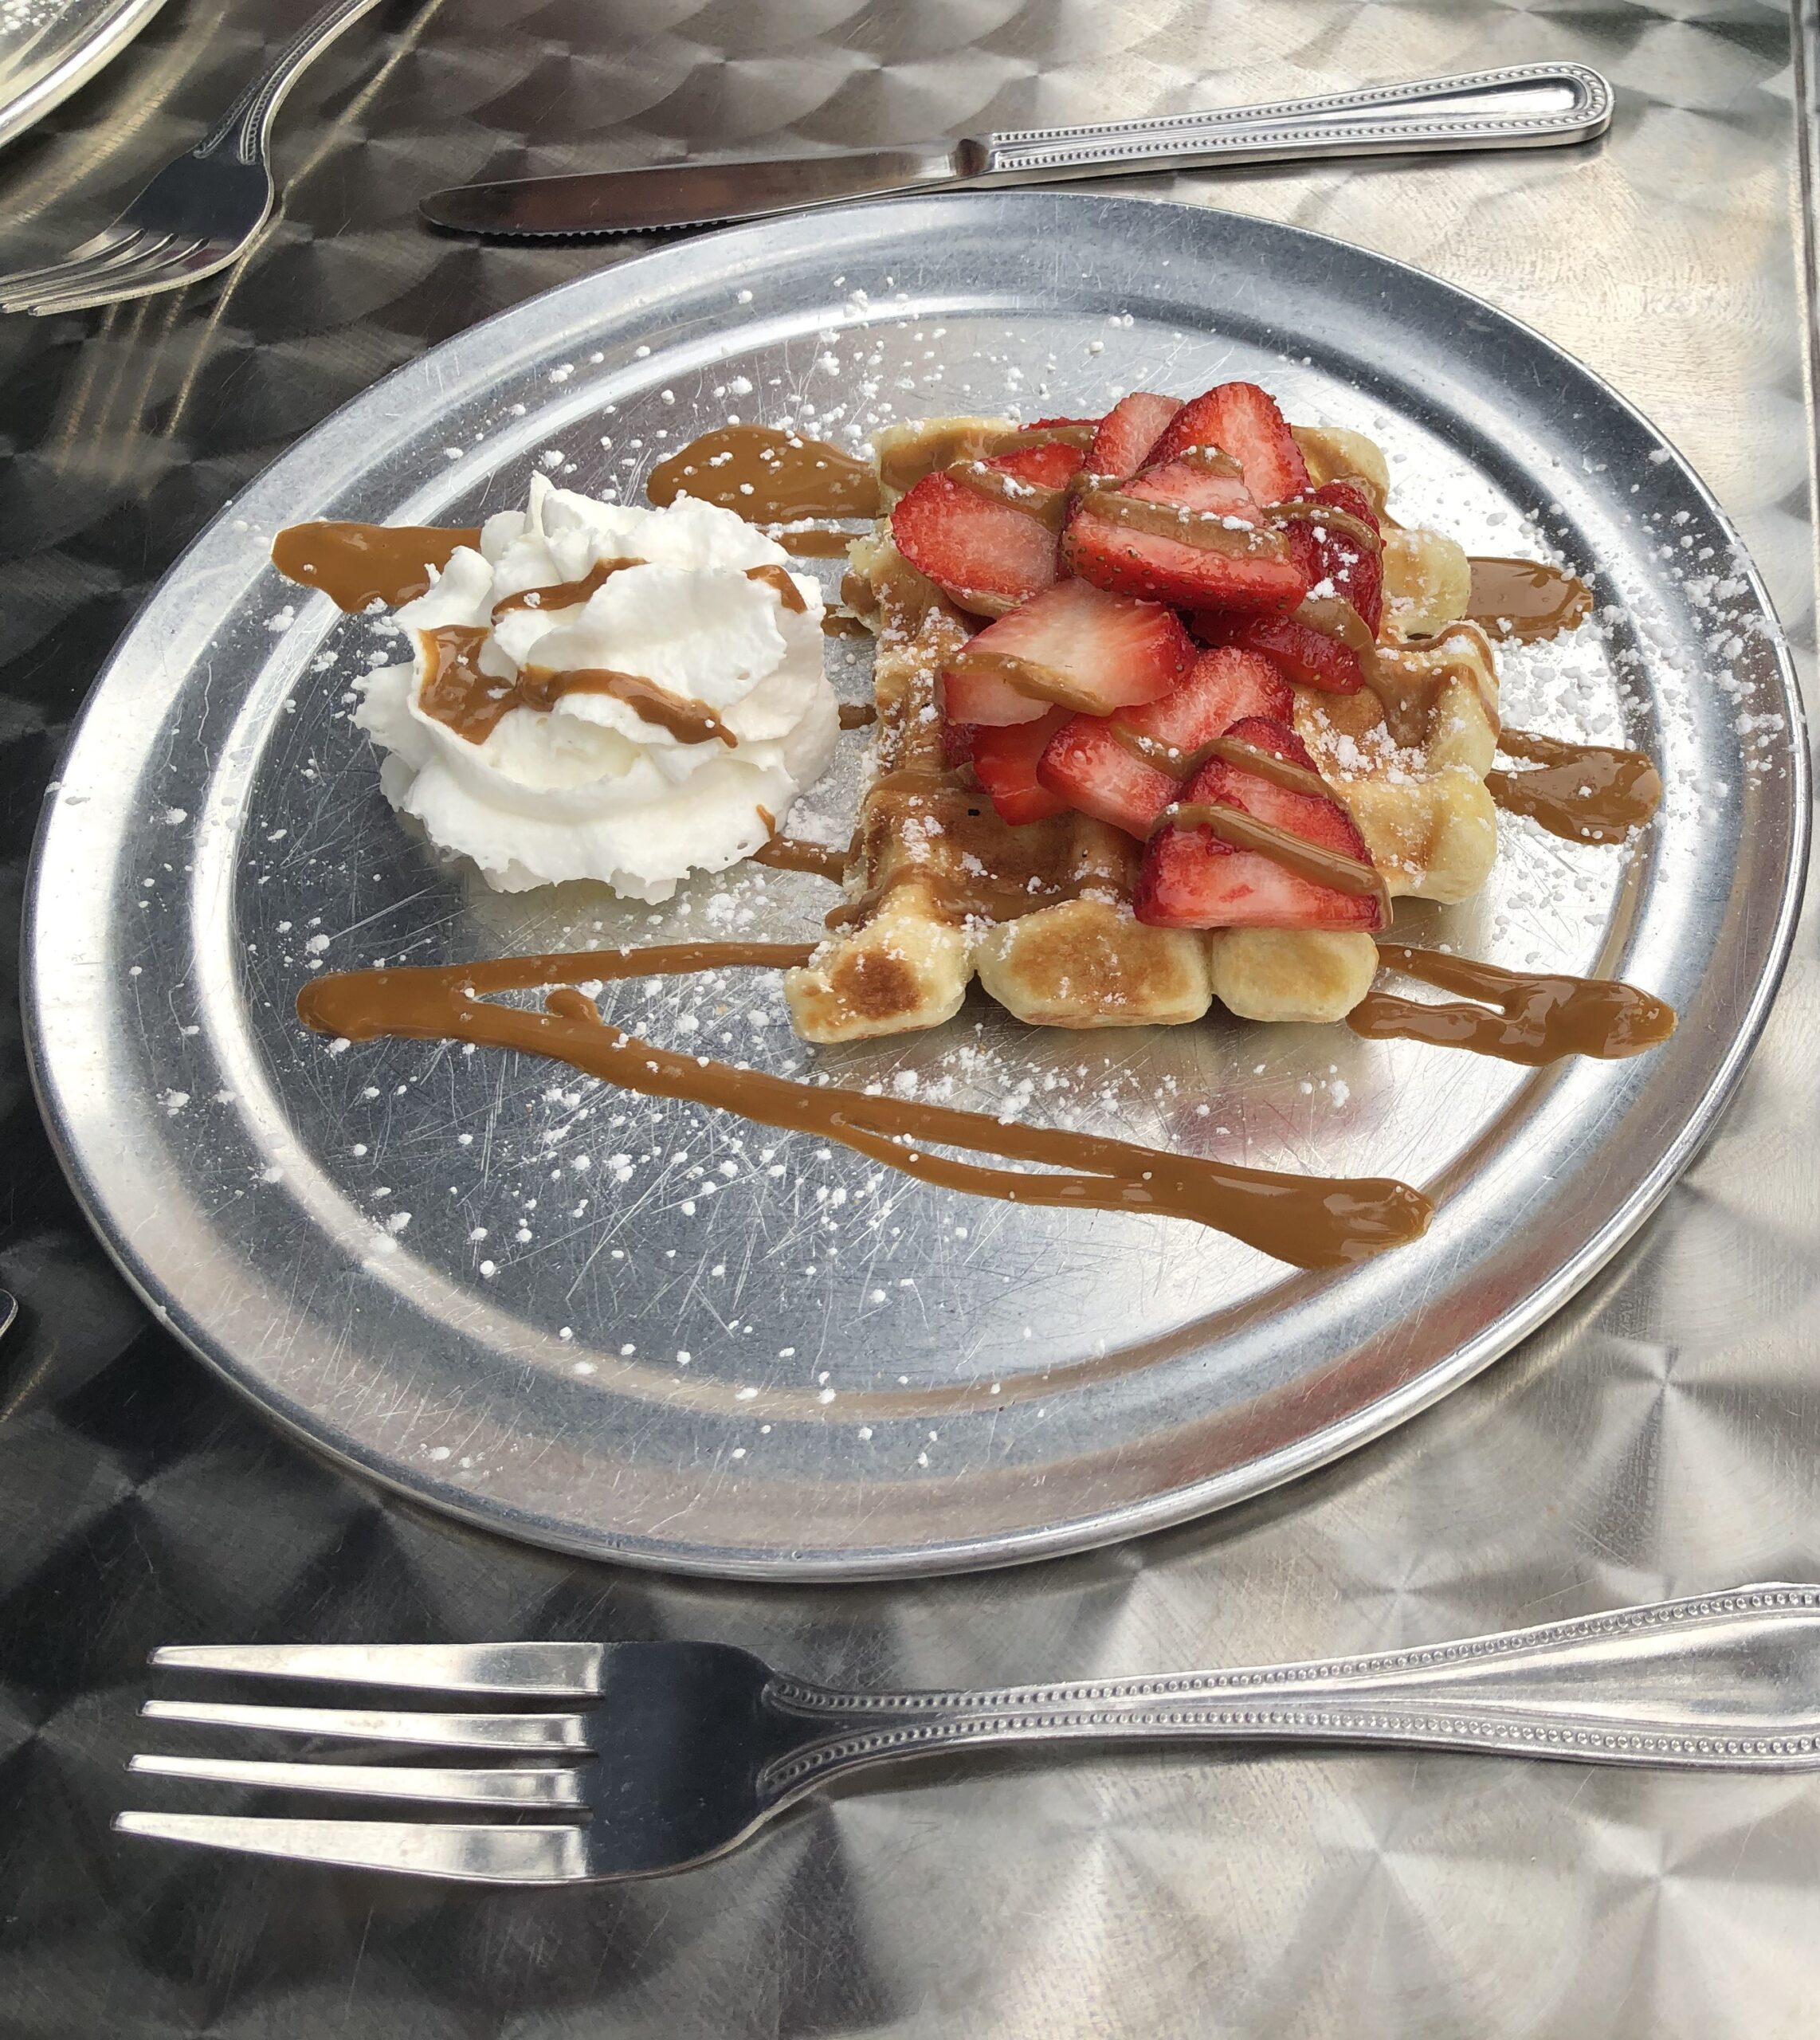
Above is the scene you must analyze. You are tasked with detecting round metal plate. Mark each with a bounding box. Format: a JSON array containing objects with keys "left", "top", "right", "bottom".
[{"left": 24, "top": 193, "right": 1807, "bottom": 1579}]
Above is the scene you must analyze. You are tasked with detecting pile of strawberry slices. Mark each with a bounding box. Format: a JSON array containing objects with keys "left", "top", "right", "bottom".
[{"left": 889, "top": 381, "right": 1387, "bottom": 935}]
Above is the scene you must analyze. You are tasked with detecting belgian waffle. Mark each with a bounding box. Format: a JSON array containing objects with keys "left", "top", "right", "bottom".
[{"left": 783, "top": 417, "right": 1500, "bottom": 1045}]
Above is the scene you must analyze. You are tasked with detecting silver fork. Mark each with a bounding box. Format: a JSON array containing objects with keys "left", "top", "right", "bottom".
[
  {"left": 117, "top": 1585, "right": 1820, "bottom": 1885},
  {"left": 0, "top": 0, "right": 384, "bottom": 318}
]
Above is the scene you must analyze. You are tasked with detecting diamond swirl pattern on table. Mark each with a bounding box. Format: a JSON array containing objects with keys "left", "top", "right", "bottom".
[{"left": 2, "top": 2, "right": 1819, "bottom": 2036}]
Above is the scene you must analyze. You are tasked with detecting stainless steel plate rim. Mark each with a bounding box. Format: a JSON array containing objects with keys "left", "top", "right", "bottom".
[
  {"left": 25, "top": 191, "right": 1809, "bottom": 1579},
  {"left": 0, "top": 0, "right": 166, "bottom": 153}
]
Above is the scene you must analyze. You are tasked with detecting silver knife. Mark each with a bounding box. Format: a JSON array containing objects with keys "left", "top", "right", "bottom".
[{"left": 420, "top": 63, "right": 1611, "bottom": 238}]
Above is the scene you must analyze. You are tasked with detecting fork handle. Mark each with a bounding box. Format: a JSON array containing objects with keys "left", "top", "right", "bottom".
[
  {"left": 972, "top": 62, "right": 1611, "bottom": 180},
  {"left": 198, "top": 0, "right": 386, "bottom": 164},
  {"left": 762, "top": 1587, "right": 1820, "bottom": 1798}
]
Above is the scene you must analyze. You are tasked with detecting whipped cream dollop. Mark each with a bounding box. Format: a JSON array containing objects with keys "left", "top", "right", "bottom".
[{"left": 357, "top": 479, "right": 838, "bottom": 900}]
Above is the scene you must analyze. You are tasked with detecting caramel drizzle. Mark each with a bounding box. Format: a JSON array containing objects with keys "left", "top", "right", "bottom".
[
  {"left": 490, "top": 558, "right": 641, "bottom": 614},
  {"left": 1075, "top": 486, "right": 1289, "bottom": 559},
  {"left": 296, "top": 944, "right": 1432, "bottom": 1267},
  {"left": 1349, "top": 945, "right": 1676, "bottom": 1065},
  {"left": 1109, "top": 724, "right": 1328, "bottom": 798},
  {"left": 745, "top": 563, "right": 807, "bottom": 611},
  {"left": 271, "top": 522, "right": 480, "bottom": 611},
  {"left": 1267, "top": 500, "right": 1383, "bottom": 552},
  {"left": 946, "top": 461, "right": 1070, "bottom": 532},
  {"left": 1151, "top": 802, "right": 1390, "bottom": 912},
  {"left": 1466, "top": 557, "right": 1594, "bottom": 641},
  {"left": 837, "top": 701, "right": 878, "bottom": 728},
  {"left": 418, "top": 626, "right": 734, "bottom": 747},
  {"left": 751, "top": 835, "right": 850, "bottom": 880},
  {"left": 1488, "top": 728, "right": 1661, "bottom": 844},
  {"left": 646, "top": 425, "right": 882, "bottom": 520}
]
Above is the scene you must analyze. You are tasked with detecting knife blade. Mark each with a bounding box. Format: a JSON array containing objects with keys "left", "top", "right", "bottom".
[
  {"left": 418, "top": 65, "right": 1612, "bottom": 241},
  {"left": 419, "top": 145, "right": 968, "bottom": 237}
]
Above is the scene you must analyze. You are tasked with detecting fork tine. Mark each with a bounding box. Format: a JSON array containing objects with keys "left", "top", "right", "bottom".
[
  {"left": 0, "top": 225, "right": 139, "bottom": 296},
  {"left": 149, "top": 1641, "right": 609, "bottom": 1695},
  {"left": 7, "top": 242, "right": 203, "bottom": 317},
  {"left": 143, "top": 1698, "right": 590, "bottom": 1749},
  {"left": 129, "top": 1752, "right": 585, "bottom": 1807},
  {"left": 0, "top": 230, "right": 168, "bottom": 308},
  {"left": 115, "top": 1812, "right": 591, "bottom": 1884}
]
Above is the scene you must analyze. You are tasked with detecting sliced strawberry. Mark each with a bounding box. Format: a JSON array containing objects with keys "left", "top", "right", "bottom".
[
  {"left": 983, "top": 439, "right": 1086, "bottom": 488},
  {"left": 1300, "top": 479, "right": 1383, "bottom": 634},
  {"left": 1037, "top": 648, "right": 1290, "bottom": 838},
  {"left": 1136, "top": 716, "right": 1385, "bottom": 932},
  {"left": 1147, "top": 382, "right": 1310, "bottom": 505},
  {"left": 1125, "top": 453, "right": 1261, "bottom": 523},
  {"left": 942, "top": 657, "right": 1053, "bottom": 727},
  {"left": 1064, "top": 487, "right": 1308, "bottom": 614},
  {"left": 890, "top": 470, "right": 1061, "bottom": 618},
  {"left": 942, "top": 717, "right": 976, "bottom": 773},
  {"left": 1023, "top": 414, "right": 1099, "bottom": 429},
  {"left": 1194, "top": 610, "right": 1365, "bottom": 694},
  {"left": 943, "top": 577, "right": 1194, "bottom": 721},
  {"left": 1085, "top": 393, "right": 1183, "bottom": 481},
  {"left": 970, "top": 707, "right": 1073, "bottom": 826}
]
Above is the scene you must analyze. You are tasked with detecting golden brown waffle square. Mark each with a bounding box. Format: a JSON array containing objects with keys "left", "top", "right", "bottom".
[{"left": 783, "top": 414, "right": 1500, "bottom": 1046}]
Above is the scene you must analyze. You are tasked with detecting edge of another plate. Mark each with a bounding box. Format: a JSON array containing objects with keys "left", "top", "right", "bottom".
[{"left": 0, "top": 0, "right": 167, "bottom": 153}]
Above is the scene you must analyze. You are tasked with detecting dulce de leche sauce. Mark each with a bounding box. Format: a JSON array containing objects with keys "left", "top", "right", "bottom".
[
  {"left": 296, "top": 944, "right": 1434, "bottom": 1268},
  {"left": 1349, "top": 945, "right": 1676, "bottom": 1065}
]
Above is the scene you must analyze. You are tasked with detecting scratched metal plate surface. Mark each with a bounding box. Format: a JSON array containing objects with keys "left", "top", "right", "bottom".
[{"left": 22, "top": 190, "right": 1806, "bottom": 1575}]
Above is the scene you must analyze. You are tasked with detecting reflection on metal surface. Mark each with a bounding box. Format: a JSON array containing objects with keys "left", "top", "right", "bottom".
[
  {"left": 112, "top": 1587, "right": 1820, "bottom": 1882},
  {"left": 22, "top": 192, "right": 1805, "bottom": 1579},
  {"left": 2, "top": 0, "right": 1818, "bottom": 2030},
  {"left": 0, "top": 0, "right": 164, "bottom": 154}
]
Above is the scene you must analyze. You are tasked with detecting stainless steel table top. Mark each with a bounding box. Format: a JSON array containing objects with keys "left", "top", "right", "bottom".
[{"left": 2, "top": 2, "right": 1817, "bottom": 2034}]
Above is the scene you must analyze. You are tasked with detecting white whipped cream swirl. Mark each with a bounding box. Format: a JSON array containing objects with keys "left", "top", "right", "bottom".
[{"left": 357, "top": 479, "right": 837, "bottom": 900}]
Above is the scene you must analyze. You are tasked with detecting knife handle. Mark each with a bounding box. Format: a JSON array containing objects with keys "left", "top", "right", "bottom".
[{"left": 978, "top": 63, "right": 1611, "bottom": 180}]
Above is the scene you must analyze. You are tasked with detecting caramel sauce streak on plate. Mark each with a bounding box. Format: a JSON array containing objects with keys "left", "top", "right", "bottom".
[
  {"left": 647, "top": 425, "right": 881, "bottom": 521},
  {"left": 297, "top": 947, "right": 1431, "bottom": 1266},
  {"left": 1466, "top": 556, "right": 1594, "bottom": 641},
  {"left": 1349, "top": 944, "right": 1676, "bottom": 1065},
  {"left": 1488, "top": 728, "right": 1661, "bottom": 844},
  {"left": 751, "top": 836, "right": 850, "bottom": 880},
  {"left": 837, "top": 700, "right": 878, "bottom": 726},
  {"left": 272, "top": 522, "right": 480, "bottom": 610}
]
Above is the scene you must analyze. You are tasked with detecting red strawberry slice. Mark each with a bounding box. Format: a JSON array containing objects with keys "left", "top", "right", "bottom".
[
  {"left": 1281, "top": 481, "right": 1383, "bottom": 635},
  {"left": 942, "top": 656, "right": 1053, "bottom": 726},
  {"left": 1023, "top": 415, "right": 1099, "bottom": 430},
  {"left": 1085, "top": 393, "right": 1183, "bottom": 481},
  {"left": 1038, "top": 648, "right": 1290, "bottom": 838},
  {"left": 1064, "top": 485, "right": 1309, "bottom": 614},
  {"left": 1194, "top": 610, "right": 1365, "bottom": 694},
  {"left": 1125, "top": 453, "right": 1261, "bottom": 523},
  {"left": 890, "top": 470, "right": 1062, "bottom": 618},
  {"left": 1297, "top": 479, "right": 1387, "bottom": 632},
  {"left": 942, "top": 717, "right": 976, "bottom": 772},
  {"left": 943, "top": 577, "right": 1194, "bottom": 723},
  {"left": 983, "top": 439, "right": 1086, "bottom": 488},
  {"left": 970, "top": 706, "right": 1073, "bottom": 826},
  {"left": 1136, "top": 715, "right": 1386, "bottom": 932},
  {"left": 1147, "top": 382, "right": 1311, "bottom": 506}
]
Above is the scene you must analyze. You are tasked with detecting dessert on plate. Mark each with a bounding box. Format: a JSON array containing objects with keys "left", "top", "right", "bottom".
[
  {"left": 272, "top": 374, "right": 1671, "bottom": 1265},
  {"left": 788, "top": 385, "right": 1501, "bottom": 1042},
  {"left": 326, "top": 485, "right": 837, "bottom": 901}
]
